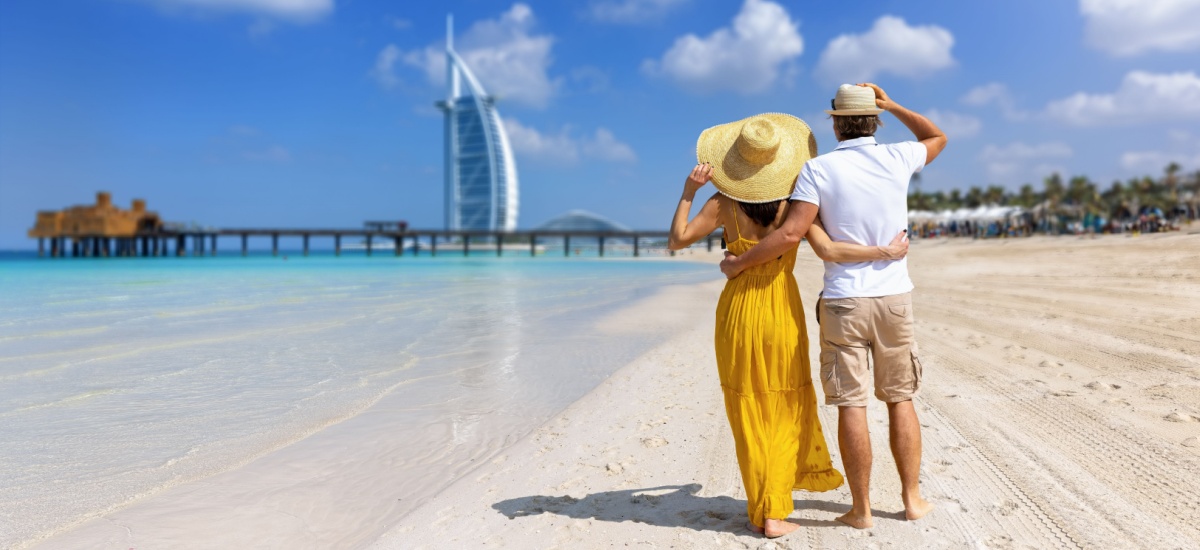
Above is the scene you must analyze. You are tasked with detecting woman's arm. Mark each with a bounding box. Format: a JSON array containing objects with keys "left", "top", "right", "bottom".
[
  {"left": 805, "top": 218, "right": 908, "bottom": 262},
  {"left": 668, "top": 164, "right": 721, "bottom": 250}
]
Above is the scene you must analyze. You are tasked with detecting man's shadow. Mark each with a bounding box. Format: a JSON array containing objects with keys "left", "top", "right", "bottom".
[{"left": 492, "top": 484, "right": 867, "bottom": 535}]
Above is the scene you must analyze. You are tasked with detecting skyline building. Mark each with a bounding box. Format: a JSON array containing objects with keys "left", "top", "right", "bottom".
[{"left": 436, "top": 15, "right": 519, "bottom": 232}]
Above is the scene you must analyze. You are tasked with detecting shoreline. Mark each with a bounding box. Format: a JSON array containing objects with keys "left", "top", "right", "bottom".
[{"left": 29, "top": 274, "right": 724, "bottom": 550}]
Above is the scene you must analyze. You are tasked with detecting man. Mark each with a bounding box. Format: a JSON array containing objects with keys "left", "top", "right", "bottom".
[{"left": 720, "top": 82, "right": 946, "bottom": 529}]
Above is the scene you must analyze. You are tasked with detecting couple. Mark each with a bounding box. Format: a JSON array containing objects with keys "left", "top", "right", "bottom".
[{"left": 668, "top": 83, "right": 947, "bottom": 538}]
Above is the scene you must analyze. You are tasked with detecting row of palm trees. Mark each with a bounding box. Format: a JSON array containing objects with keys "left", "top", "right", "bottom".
[{"left": 908, "top": 163, "right": 1200, "bottom": 221}]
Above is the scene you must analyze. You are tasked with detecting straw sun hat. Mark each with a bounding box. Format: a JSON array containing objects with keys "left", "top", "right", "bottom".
[
  {"left": 696, "top": 113, "right": 817, "bottom": 203},
  {"left": 825, "top": 83, "right": 884, "bottom": 116}
]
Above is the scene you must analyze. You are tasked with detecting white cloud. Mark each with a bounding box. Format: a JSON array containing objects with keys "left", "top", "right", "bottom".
[
  {"left": 979, "top": 141, "right": 1072, "bottom": 184},
  {"left": 1045, "top": 70, "right": 1200, "bottom": 126},
  {"left": 1080, "top": 0, "right": 1200, "bottom": 56},
  {"left": 641, "top": 0, "right": 803, "bottom": 95},
  {"left": 582, "top": 128, "right": 638, "bottom": 162},
  {"left": 133, "top": 0, "right": 333, "bottom": 22},
  {"left": 403, "top": 4, "right": 559, "bottom": 108},
  {"left": 815, "top": 16, "right": 954, "bottom": 84},
  {"left": 961, "top": 83, "right": 1028, "bottom": 121},
  {"left": 504, "top": 118, "right": 637, "bottom": 164},
  {"left": 925, "top": 109, "right": 981, "bottom": 139},
  {"left": 1120, "top": 131, "right": 1200, "bottom": 173},
  {"left": 588, "top": 0, "right": 688, "bottom": 23},
  {"left": 370, "top": 44, "right": 402, "bottom": 89}
]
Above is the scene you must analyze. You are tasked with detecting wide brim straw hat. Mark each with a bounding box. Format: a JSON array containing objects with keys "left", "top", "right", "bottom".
[
  {"left": 695, "top": 113, "right": 818, "bottom": 203},
  {"left": 825, "top": 83, "right": 884, "bottom": 116}
]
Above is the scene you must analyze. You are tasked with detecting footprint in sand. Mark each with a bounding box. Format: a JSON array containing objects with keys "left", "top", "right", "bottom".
[
  {"left": 1085, "top": 381, "right": 1122, "bottom": 391},
  {"left": 1182, "top": 437, "right": 1199, "bottom": 448},
  {"left": 992, "top": 500, "right": 1019, "bottom": 517},
  {"left": 1048, "top": 390, "right": 1077, "bottom": 397},
  {"left": 1039, "top": 359, "right": 1064, "bottom": 368},
  {"left": 641, "top": 437, "right": 669, "bottom": 448},
  {"left": 605, "top": 462, "right": 625, "bottom": 475},
  {"left": 1103, "top": 398, "right": 1132, "bottom": 407},
  {"left": 1164, "top": 411, "right": 1200, "bottom": 423}
]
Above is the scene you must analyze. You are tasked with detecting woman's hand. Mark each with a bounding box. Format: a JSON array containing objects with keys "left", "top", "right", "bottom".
[
  {"left": 684, "top": 163, "right": 713, "bottom": 195},
  {"left": 882, "top": 229, "right": 909, "bottom": 260}
]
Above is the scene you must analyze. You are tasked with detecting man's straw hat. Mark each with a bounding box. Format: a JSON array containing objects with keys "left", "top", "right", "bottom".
[
  {"left": 825, "top": 84, "right": 884, "bottom": 116},
  {"left": 696, "top": 113, "right": 817, "bottom": 203}
]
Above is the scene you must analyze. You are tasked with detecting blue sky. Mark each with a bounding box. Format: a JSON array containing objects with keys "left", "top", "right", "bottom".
[{"left": 2, "top": 0, "right": 1199, "bottom": 249}]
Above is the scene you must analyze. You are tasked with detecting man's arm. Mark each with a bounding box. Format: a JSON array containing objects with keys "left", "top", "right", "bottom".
[
  {"left": 859, "top": 83, "right": 947, "bottom": 165},
  {"left": 719, "top": 200, "right": 818, "bottom": 279}
]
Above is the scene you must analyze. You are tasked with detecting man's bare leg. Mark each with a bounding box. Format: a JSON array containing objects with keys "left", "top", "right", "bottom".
[
  {"left": 836, "top": 406, "right": 873, "bottom": 529},
  {"left": 887, "top": 400, "right": 934, "bottom": 520}
]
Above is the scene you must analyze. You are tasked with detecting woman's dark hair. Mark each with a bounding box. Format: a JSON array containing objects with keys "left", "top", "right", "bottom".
[
  {"left": 832, "top": 114, "right": 883, "bottom": 140},
  {"left": 738, "top": 200, "right": 782, "bottom": 228}
]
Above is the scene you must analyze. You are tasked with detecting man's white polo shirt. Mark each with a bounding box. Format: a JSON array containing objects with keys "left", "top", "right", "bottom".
[{"left": 790, "top": 136, "right": 926, "bottom": 299}]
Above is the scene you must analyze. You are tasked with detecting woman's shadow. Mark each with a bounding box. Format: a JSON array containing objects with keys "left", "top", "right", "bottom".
[{"left": 492, "top": 484, "right": 854, "bottom": 535}]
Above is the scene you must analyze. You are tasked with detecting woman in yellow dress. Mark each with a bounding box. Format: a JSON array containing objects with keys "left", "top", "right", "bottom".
[{"left": 668, "top": 114, "right": 909, "bottom": 538}]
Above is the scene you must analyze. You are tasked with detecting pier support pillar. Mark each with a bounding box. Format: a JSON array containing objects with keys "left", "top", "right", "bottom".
[
  {"left": 303, "top": 234, "right": 310, "bottom": 257},
  {"left": 334, "top": 234, "right": 341, "bottom": 256},
  {"left": 430, "top": 235, "right": 437, "bottom": 257},
  {"left": 272, "top": 233, "right": 279, "bottom": 256},
  {"left": 530, "top": 234, "right": 537, "bottom": 257},
  {"left": 706, "top": 236, "right": 713, "bottom": 251},
  {"left": 564, "top": 235, "right": 570, "bottom": 257},
  {"left": 72, "top": 239, "right": 79, "bottom": 257},
  {"left": 496, "top": 236, "right": 502, "bottom": 257},
  {"left": 366, "top": 234, "right": 373, "bottom": 256},
  {"left": 412, "top": 234, "right": 420, "bottom": 255},
  {"left": 241, "top": 234, "right": 248, "bottom": 257},
  {"left": 599, "top": 236, "right": 605, "bottom": 257},
  {"left": 463, "top": 236, "right": 469, "bottom": 257},
  {"left": 177, "top": 235, "right": 186, "bottom": 256},
  {"left": 394, "top": 236, "right": 402, "bottom": 257},
  {"left": 633, "top": 235, "right": 639, "bottom": 257},
  {"left": 38, "top": 238, "right": 44, "bottom": 257},
  {"left": 195, "top": 234, "right": 204, "bottom": 256},
  {"left": 211, "top": 234, "right": 217, "bottom": 256}
]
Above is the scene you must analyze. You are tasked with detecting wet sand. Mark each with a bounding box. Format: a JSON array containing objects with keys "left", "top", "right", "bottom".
[{"left": 373, "top": 232, "right": 1200, "bottom": 549}]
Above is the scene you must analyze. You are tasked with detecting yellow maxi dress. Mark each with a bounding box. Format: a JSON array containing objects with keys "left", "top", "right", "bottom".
[{"left": 714, "top": 201, "right": 844, "bottom": 527}]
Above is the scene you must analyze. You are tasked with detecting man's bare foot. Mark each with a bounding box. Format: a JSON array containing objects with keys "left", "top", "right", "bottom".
[
  {"left": 905, "top": 497, "right": 935, "bottom": 521},
  {"left": 836, "top": 510, "right": 873, "bottom": 529},
  {"left": 746, "top": 521, "right": 763, "bottom": 534},
  {"left": 763, "top": 518, "right": 800, "bottom": 538}
]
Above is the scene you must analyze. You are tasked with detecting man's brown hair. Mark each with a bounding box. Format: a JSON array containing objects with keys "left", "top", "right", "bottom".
[{"left": 833, "top": 115, "right": 883, "bottom": 140}]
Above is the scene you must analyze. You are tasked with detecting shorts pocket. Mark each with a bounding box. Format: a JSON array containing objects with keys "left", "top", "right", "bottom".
[
  {"left": 910, "top": 348, "right": 924, "bottom": 393},
  {"left": 820, "top": 350, "right": 841, "bottom": 397},
  {"left": 887, "top": 303, "right": 912, "bottom": 325},
  {"left": 824, "top": 299, "right": 858, "bottom": 316}
]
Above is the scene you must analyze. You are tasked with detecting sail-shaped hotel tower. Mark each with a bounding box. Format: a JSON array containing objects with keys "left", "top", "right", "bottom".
[{"left": 436, "top": 16, "right": 519, "bottom": 232}]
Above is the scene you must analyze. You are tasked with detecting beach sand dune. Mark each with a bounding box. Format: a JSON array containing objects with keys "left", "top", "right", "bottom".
[{"left": 373, "top": 233, "right": 1200, "bottom": 549}]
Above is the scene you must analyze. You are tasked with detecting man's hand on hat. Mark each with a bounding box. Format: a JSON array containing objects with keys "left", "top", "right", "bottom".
[
  {"left": 684, "top": 163, "right": 713, "bottom": 195},
  {"left": 857, "top": 82, "right": 895, "bottom": 112}
]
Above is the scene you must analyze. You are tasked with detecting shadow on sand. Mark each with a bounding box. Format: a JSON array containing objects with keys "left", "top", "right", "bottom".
[{"left": 492, "top": 484, "right": 882, "bottom": 536}]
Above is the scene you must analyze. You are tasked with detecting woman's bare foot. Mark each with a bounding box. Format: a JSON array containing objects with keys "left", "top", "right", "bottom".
[
  {"left": 836, "top": 509, "right": 873, "bottom": 529},
  {"left": 905, "top": 496, "right": 935, "bottom": 521},
  {"left": 763, "top": 518, "right": 800, "bottom": 538}
]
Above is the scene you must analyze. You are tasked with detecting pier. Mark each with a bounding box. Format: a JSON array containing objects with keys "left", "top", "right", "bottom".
[{"left": 33, "top": 228, "right": 725, "bottom": 258}]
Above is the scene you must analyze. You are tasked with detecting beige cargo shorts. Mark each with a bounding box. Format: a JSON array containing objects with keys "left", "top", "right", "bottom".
[{"left": 818, "top": 292, "right": 923, "bottom": 407}]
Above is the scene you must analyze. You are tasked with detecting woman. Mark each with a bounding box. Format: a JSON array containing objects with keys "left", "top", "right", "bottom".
[{"left": 668, "top": 114, "right": 908, "bottom": 538}]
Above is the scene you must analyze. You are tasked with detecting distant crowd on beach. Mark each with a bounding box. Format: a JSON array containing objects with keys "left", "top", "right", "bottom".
[{"left": 908, "top": 204, "right": 1197, "bottom": 240}]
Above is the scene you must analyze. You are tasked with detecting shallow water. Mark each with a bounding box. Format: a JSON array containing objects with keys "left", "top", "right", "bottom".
[{"left": 0, "top": 254, "right": 718, "bottom": 546}]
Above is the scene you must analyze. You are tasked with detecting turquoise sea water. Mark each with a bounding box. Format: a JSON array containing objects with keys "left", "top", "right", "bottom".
[{"left": 0, "top": 254, "right": 718, "bottom": 547}]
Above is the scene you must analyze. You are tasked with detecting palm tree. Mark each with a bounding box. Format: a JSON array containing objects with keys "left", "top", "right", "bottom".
[
  {"left": 1165, "top": 162, "right": 1181, "bottom": 203},
  {"left": 1016, "top": 184, "right": 1038, "bottom": 207},
  {"left": 984, "top": 185, "right": 1007, "bottom": 205},
  {"left": 965, "top": 186, "right": 984, "bottom": 208}
]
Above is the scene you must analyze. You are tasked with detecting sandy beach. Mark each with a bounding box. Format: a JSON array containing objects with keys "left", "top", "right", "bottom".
[
  {"left": 34, "top": 233, "right": 1200, "bottom": 549},
  {"left": 372, "top": 232, "right": 1200, "bottom": 550}
]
